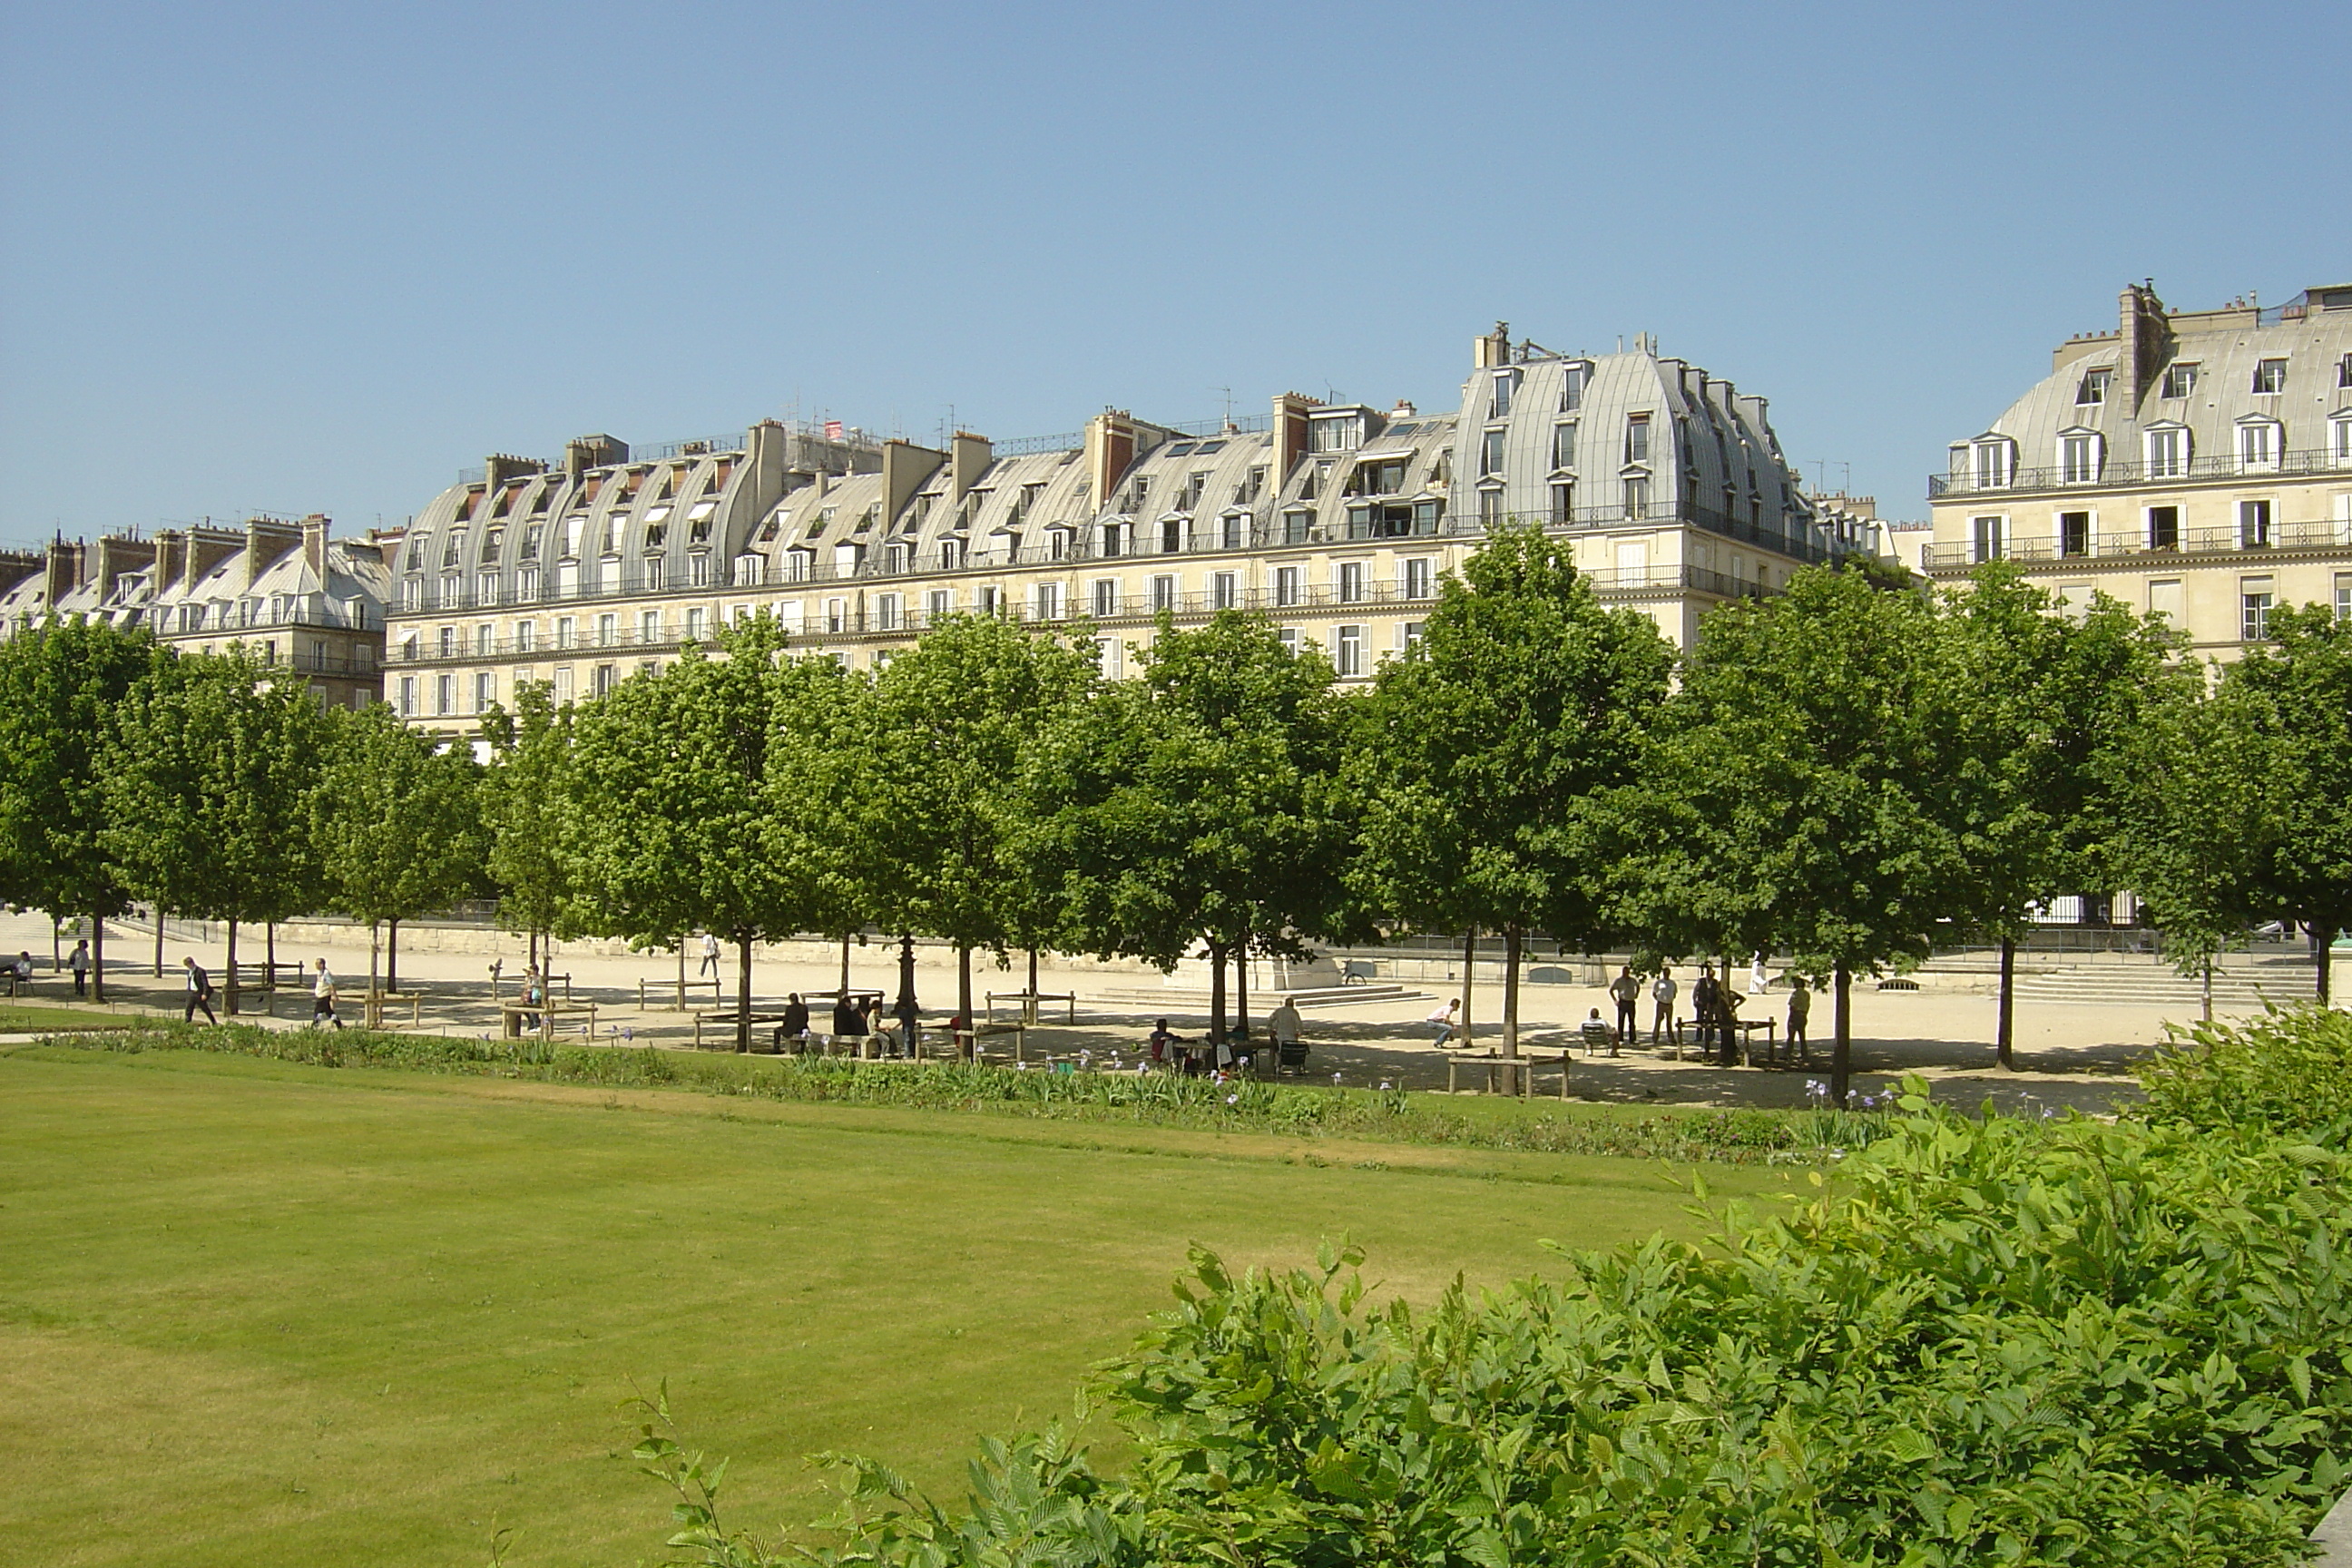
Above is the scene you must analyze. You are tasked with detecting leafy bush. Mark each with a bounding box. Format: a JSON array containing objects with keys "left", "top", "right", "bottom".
[
  {"left": 2138, "top": 1003, "right": 2352, "bottom": 1145},
  {"left": 641, "top": 1081, "right": 2352, "bottom": 1566},
  {"left": 51, "top": 1022, "right": 1887, "bottom": 1166}
]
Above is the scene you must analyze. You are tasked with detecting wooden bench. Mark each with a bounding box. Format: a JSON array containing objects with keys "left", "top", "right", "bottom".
[
  {"left": 363, "top": 991, "right": 426, "bottom": 1030},
  {"left": 950, "top": 1021, "right": 1027, "bottom": 1063},
  {"left": 1446, "top": 1052, "right": 1534, "bottom": 1097},
  {"left": 640, "top": 975, "right": 723, "bottom": 1010},
  {"left": 693, "top": 1010, "right": 787, "bottom": 1050},
  {"left": 502, "top": 997, "right": 594, "bottom": 1040},
  {"left": 985, "top": 990, "right": 1077, "bottom": 1025}
]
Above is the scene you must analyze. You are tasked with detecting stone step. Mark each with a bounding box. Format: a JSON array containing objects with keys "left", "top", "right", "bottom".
[{"left": 1096, "top": 983, "right": 1421, "bottom": 1009}]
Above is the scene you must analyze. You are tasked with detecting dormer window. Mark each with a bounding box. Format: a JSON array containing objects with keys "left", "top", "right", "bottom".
[
  {"left": 1623, "top": 413, "right": 1651, "bottom": 466},
  {"left": 2338, "top": 353, "right": 2352, "bottom": 389},
  {"left": 1129, "top": 475, "right": 1151, "bottom": 512},
  {"left": 479, "top": 527, "right": 504, "bottom": 564},
  {"left": 455, "top": 489, "right": 482, "bottom": 523},
  {"left": 2145, "top": 425, "right": 2189, "bottom": 478},
  {"left": 643, "top": 519, "right": 667, "bottom": 549},
  {"left": 1308, "top": 412, "right": 1364, "bottom": 453},
  {"left": 1490, "top": 368, "right": 1518, "bottom": 418},
  {"left": 1347, "top": 457, "right": 1410, "bottom": 496},
  {"left": 521, "top": 522, "right": 544, "bottom": 556},
  {"left": 2239, "top": 416, "right": 2282, "bottom": 472},
  {"left": 1970, "top": 437, "right": 2016, "bottom": 489},
  {"left": 2059, "top": 430, "right": 2103, "bottom": 485},
  {"left": 2074, "top": 368, "right": 2111, "bottom": 406},
  {"left": 2161, "top": 362, "right": 2199, "bottom": 399},
  {"left": 1480, "top": 428, "right": 1506, "bottom": 477},
  {"left": 1558, "top": 363, "right": 1589, "bottom": 413},
  {"left": 2331, "top": 412, "right": 2352, "bottom": 467},
  {"left": 2253, "top": 358, "right": 2288, "bottom": 395}
]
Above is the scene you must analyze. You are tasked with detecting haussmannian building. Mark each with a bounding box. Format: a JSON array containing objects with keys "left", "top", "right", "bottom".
[
  {"left": 1922, "top": 281, "right": 2352, "bottom": 653},
  {"left": 376, "top": 324, "right": 1883, "bottom": 735},
  {"left": 0, "top": 514, "right": 392, "bottom": 709}
]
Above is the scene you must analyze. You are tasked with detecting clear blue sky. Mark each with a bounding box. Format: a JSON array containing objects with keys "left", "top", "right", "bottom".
[{"left": 3, "top": 0, "right": 2344, "bottom": 550}]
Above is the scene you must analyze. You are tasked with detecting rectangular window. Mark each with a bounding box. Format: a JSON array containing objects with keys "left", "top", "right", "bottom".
[
  {"left": 639, "top": 610, "right": 661, "bottom": 643},
  {"left": 1480, "top": 428, "right": 1506, "bottom": 476},
  {"left": 2336, "top": 420, "right": 2352, "bottom": 466},
  {"left": 2240, "top": 499, "right": 2273, "bottom": 547},
  {"left": 1973, "top": 514, "right": 2006, "bottom": 563},
  {"left": 2061, "top": 434, "right": 2100, "bottom": 484},
  {"left": 435, "top": 673, "right": 455, "bottom": 715},
  {"left": 1550, "top": 481, "right": 1574, "bottom": 524},
  {"left": 2146, "top": 505, "right": 2180, "bottom": 550},
  {"left": 875, "top": 593, "right": 900, "bottom": 632},
  {"left": 436, "top": 625, "right": 455, "bottom": 659},
  {"left": 476, "top": 572, "right": 499, "bottom": 605},
  {"left": 1337, "top": 562, "right": 1364, "bottom": 603},
  {"left": 1094, "top": 636, "right": 1122, "bottom": 679},
  {"left": 2241, "top": 577, "right": 2275, "bottom": 642},
  {"left": 474, "top": 623, "right": 493, "bottom": 656},
  {"left": 1093, "top": 579, "right": 1119, "bottom": 618},
  {"left": 1151, "top": 574, "right": 1176, "bottom": 612},
  {"left": 1553, "top": 422, "right": 1577, "bottom": 470},
  {"left": 2147, "top": 427, "right": 2186, "bottom": 478},
  {"left": 1490, "top": 370, "right": 1515, "bottom": 417},
  {"left": 1403, "top": 558, "right": 1433, "bottom": 599},
  {"left": 1558, "top": 363, "right": 1587, "bottom": 412},
  {"left": 1274, "top": 566, "right": 1300, "bottom": 607},
  {"left": 926, "top": 589, "right": 951, "bottom": 623},
  {"left": 1211, "top": 571, "right": 1237, "bottom": 610},
  {"left": 2335, "top": 572, "right": 2352, "bottom": 622},
  {"left": 2241, "top": 423, "right": 2279, "bottom": 469},
  {"left": 2161, "top": 362, "right": 2199, "bottom": 399},
  {"left": 1622, "top": 477, "right": 1651, "bottom": 520},
  {"left": 2058, "top": 511, "right": 2091, "bottom": 557},
  {"left": 1034, "top": 582, "right": 1062, "bottom": 621},
  {"left": 593, "top": 664, "right": 616, "bottom": 697},
  {"left": 596, "top": 612, "right": 616, "bottom": 646},
  {"left": 397, "top": 676, "right": 416, "bottom": 717},
  {"left": 555, "top": 616, "right": 575, "bottom": 649},
  {"left": 825, "top": 597, "right": 848, "bottom": 633},
  {"left": 2075, "top": 368, "right": 2110, "bottom": 405},
  {"left": 2149, "top": 579, "right": 2183, "bottom": 623},
  {"left": 684, "top": 607, "right": 707, "bottom": 642},
  {"left": 475, "top": 671, "right": 495, "bottom": 711},
  {"left": 1624, "top": 414, "right": 1651, "bottom": 465},
  {"left": 1335, "top": 625, "right": 1363, "bottom": 677},
  {"left": 514, "top": 620, "right": 535, "bottom": 653},
  {"left": 2253, "top": 358, "right": 2288, "bottom": 395},
  {"left": 1973, "top": 441, "right": 2014, "bottom": 488},
  {"left": 1478, "top": 489, "right": 1504, "bottom": 525},
  {"left": 553, "top": 667, "right": 573, "bottom": 703},
  {"left": 1402, "top": 621, "right": 1426, "bottom": 650},
  {"left": 2340, "top": 353, "right": 2352, "bottom": 389}
]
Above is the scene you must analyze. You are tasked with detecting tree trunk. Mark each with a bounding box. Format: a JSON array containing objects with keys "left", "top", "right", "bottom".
[
  {"left": 2317, "top": 924, "right": 2334, "bottom": 1004},
  {"left": 1995, "top": 935, "right": 2015, "bottom": 1070},
  {"left": 266, "top": 922, "right": 276, "bottom": 991},
  {"left": 1233, "top": 937, "right": 1250, "bottom": 1043},
  {"left": 1027, "top": 946, "right": 1038, "bottom": 1007},
  {"left": 91, "top": 913, "right": 105, "bottom": 1004},
  {"left": 153, "top": 909, "right": 163, "bottom": 978},
  {"left": 2201, "top": 959, "right": 2213, "bottom": 1024},
  {"left": 1207, "top": 942, "right": 1228, "bottom": 1044},
  {"left": 1459, "top": 924, "right": 1477, "bottom": 1049},
  {"left": 736, "top": 929, "right": 754, "bottom": 1054},
  {"left": 387, "top": 917, "right": 400, "bottom": 995},
  {"left": 839, "top": 934, "right": 851, "bottom": 996},
  {"left": 368, "top": 920, "right": 381, "bottom": 1000},
  {"left": 51, "top": 916, "right": 60, "bottom": 971},
  {"left": 677, "top": 932, "right": 686, "bottom": 1005},
  {"left": 225, "top": 919, "right": 240, "bottom": 1017},
  {"left": 1501, "top": 924, "right": 1524, "bottom": 1058},
  {"left": 1830, "top": 961, "right": 1852, "bottom": 1105},
  {"left": 528, "top": 927, "right": 539, "bottom": 969},
  {"left": 897, "top": 935, "right": 918, "bottom": 1054},
  {"left": 957, "top": 944, "right": 974, "bottom": 1060}
]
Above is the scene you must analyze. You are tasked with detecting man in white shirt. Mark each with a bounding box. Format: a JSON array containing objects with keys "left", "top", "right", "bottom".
[
  {"left": 311, "top": 958, "right": 343, "bottom": 1030},
  {"left": 1426, "top": 997, "right": 1461, "bottom": 1046},
  {"left": 1650, "top": 968, "right": 1680, "bottom": 1046}
]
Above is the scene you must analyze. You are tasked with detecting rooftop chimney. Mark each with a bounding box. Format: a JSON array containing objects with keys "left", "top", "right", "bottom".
[
  {"left": 301, "top": 514, "right": 331, "bottom": 579},
  {"left": 949, "top": 430, "right": 993, "bottom": 503},
  {"left": 92, "top": 534, "right": 157, "bottom": 601},
  {"left": 2117, "top": 282, "right": 2171, "bottom": 411},
  {"left": 1269, "top": 393, "right": 1316, "bottom": 484},
  {"left": 244, "top": 516, "right": 303, "bottom": 591},
  {"left": 1475, "top": 321, "right": 1512, "bottom": 368},
  {"left": 1085, "top": 410, "right": 1140, "bottom": 510},
  {"left": 44, "top": 537, "right": 83, "bottom": 604},
  {"left": 0, "top": 550, "right": 44, "bottom": 598},
  {"left": 880, "top": 439, "right": 946, "bottom": 525},
  {"left": 564, "top": 434, "right": 629, "bottom": 480}
]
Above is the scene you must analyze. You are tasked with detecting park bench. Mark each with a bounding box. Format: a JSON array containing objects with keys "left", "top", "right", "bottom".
[
  {"left": 362, "top": 991, "right": 426, "bottom": 1030},
  {"left": 640, "top": 975, "right": 723, "bottom": 1010},
  {"left": 1446, "top": 1051, "right": 1534, "bottom": 1097},
  {"left": 953, "top": 1020, "right": 1028, "bottom": 1063},
  {"left": 985, "top": 990, "right": 1077, "bottom": 1025},
  {"left": 502, "top": 997, "right": 595, "bottom": 1040},
  {"left": 1340, "top": 959, "right": 1377, "bottom": 984},
  {"left": 692, "top": 1010, "right": 787, "bottom": 1051}
]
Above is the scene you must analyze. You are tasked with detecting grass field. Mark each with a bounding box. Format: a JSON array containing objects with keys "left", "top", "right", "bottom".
[
  {"left": 0, "top": 1002, "right": 133, "bottom": 1033},
  {"left": 0, "top": 1044, "right": 1793, "bottom": 1568}
]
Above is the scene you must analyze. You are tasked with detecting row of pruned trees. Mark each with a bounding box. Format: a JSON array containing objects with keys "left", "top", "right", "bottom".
[{"left": 5, "top": 524, "right": 2345, "bottom": 1087}]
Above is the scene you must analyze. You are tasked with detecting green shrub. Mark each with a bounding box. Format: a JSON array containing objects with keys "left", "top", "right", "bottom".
[
  {"left": 640, "top": 1082, "right": 2352, "bottom": 1566},
  {"left": 2138, "top": 1004, "right": 2352, "bottom": 1145}
]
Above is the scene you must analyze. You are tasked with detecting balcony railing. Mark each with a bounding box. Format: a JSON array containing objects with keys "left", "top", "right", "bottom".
[
  {"left": 1920, "top": 517, "right": 2352, "bottom": 571},
  {"left": 1930, "top": 446, "right": 2350, "bottom": 498}
]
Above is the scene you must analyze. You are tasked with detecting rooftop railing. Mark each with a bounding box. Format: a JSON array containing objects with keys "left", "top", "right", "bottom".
[{"left": 1919, "top": 517, "right": 2352, "bottom": 571}]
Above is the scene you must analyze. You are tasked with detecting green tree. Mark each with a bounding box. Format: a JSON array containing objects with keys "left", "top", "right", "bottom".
[
  {"left": 863, "top": 614, "right": 1100, "bottom": 1048},
  {"left": 1936, "top": 564, "right": 2175, "bottom": 1064},
  {"left": 315, "top": 701, "right": 485, "bottom": 996},
  {"left": 1350, "top": 525, "right": 1672, "bottom": 1057},
  {"left": 1039, "top": 612, "right": 1359, "bottom": 1042},
  {"left": 1615, "top": 565, "right": 1965, "bottom": 1102},
  {"left": 480, "top": 681, "right": 577, "bottom": 968},
  {"left": 2218, "top": 602, "right": 2352, "bottom": 1001},
  {"left": 103, "top": 652, "right": 331, "bottom": 1015},
  {"left": 0, "top": 617, "right": 162, "bottom": 1002},
  {"left": 564, "top": 615, "right": 838, "bottom": 1050}
]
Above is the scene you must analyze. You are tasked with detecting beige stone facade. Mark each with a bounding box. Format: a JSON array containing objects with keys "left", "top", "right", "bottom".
[
  {"left": 1923, "top": 282, "right": 2352, "bottom": 654},
  {"left": 382, "top": 328, "right": 1879, "bottom": 736}
]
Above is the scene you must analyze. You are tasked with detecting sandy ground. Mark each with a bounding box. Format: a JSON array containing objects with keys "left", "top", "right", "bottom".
[{"left": 4, "top": 909, "right": 2274, "bottom": 1116}]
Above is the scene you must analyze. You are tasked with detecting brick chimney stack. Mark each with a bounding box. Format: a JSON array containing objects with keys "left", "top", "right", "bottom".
[
  {"left": 2117, "top": 282, "right": 2171, "bottom": 411},
  {"left": 301, "top": 514, "right": 330, "bottom": 578}
]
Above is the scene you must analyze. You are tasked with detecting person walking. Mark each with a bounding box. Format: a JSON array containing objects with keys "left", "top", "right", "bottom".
[
  {"left": 1748, "top": 952, "right": 1770, "bottom": 996},
  {"left": 1426, "top": 997, "right": 1462, "bottom": 1047},
  {"left": 310, "top": 957, "right": 344, "bottom": 1030},
  {"left": 68, "top": 938, "right": 91, "bottom": 998},
  {"left": 1607, "top": 965, "right": 1640, "bottom": 1052},
  {"left": 181, "top": 956, "right": 218, "bottom": 1024},
  {"left": 698, "top": 932, "right": 721, "bottom": 978},
  {"left": 1650, "top": 966, "right": 1679, "bottom": 1047},
  {"left": 1787, "top": 982, "right": 1811, "bottom": 1066}
]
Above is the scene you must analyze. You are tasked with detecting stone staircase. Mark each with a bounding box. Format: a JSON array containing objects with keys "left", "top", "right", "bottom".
[{"left": 1932, "top": 955, "right": 2321, "bottom": 1008}]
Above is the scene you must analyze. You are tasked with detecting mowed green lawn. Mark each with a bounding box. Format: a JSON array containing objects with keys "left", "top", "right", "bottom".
[{"left": 0, "top": 1045, "right": 1789, "bottom": 1568}]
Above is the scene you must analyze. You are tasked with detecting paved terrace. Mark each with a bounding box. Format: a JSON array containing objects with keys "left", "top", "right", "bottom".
[{"left": 4, "top": 910, "right": 2330, "bottom": 1117}]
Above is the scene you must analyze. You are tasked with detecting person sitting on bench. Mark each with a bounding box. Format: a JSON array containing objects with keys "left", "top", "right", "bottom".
[{"left": 1579, "top": 1007, "right": 1616, "bottom": 1056}]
